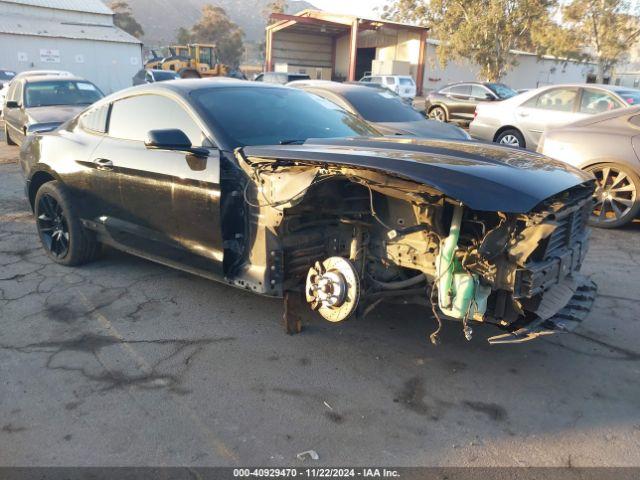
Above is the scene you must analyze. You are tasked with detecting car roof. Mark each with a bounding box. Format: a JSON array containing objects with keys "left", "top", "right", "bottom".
[
  {"left": 101, "top": 78, "right": 286, "bottom": 101},
  {"left": 15, "top": 70, "right": 73, "bottom": 79},
  {"left": 289, "top": 80, "right": 384, "bottom": 95},
  {"left": 23, "top": 75, "right": 89, "bottom": 84}
]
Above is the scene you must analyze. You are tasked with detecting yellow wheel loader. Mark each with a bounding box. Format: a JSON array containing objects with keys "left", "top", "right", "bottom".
[{"left": 145, "top": 44, "right": 228, "bottom": 78}]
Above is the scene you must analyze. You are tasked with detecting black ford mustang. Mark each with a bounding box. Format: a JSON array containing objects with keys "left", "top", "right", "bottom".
[{"left": 19, "top": 79, "right": 597, "bottom": 344}]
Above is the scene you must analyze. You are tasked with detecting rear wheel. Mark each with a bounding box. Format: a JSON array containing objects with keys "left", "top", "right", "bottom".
[
  {"left": 178, "top": 68, "right": 201, "bottom": 79},
  {"left": 5, "top": 125, "right": 16, "bottom": 146},
  {"left": 496, "top": 129, "right": 525, "bottom": 148},
  {"left": 429, "top": 106, "right": 447, "bottom": 122},
  {"left": 585, "top": 163, "right": 640, "bottom": 228},
  {"left": 34, "top": 181, "right": 101, "bottom": 265}
]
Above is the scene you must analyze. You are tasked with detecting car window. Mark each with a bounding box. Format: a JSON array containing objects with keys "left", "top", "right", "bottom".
[
  {"left": 385, "top": 78, "right": 395, "bottom": 85},
  {"left": 108, "top": 94, "right": 205, "bottom": 146},
  {"left": 13, "top": 82, "right": 24, "bottom": 103},
  {"left": 24, "top": 80, "right": 103, "bottom": 107},
  {"left": 342, "top": 89, "right": 424, "bottom": 122},
  {"left": 306, "top": 89, "right": 352, "bottom": 112},
  {"left": 6, "top": 82, "right": 17, "bottom": 102},
  {"left": 449, "top": 84, "right": 471, "bottom": 96},
  {"left": 191, "top": 86, "right": 378, "bottom": 147},
  {"left": 524, "top": 88, "right": 578, "bottom": 112},
  {"left": 145, "top": 71, "right": 154, "bottom": 82},
  {"left": 371, "top": 77, "right": 382, "bottom": 83},
  {"left": 616, "top": 90, "right": 640, "bottom": 106},
  {"left": 254, "top": 73, "right": 264, "bottom": 82},
  {"left": 471, "top": 85, "right": 491, "bottom": 99},
  {"left": 486, "top": 83, "right": 517, "bottom": 99},
  {"left": 288, "top": 74, "right": 310, "bottom": 82},
  {"left": 360, "top": 76, "right": 372, "bottom": 82},
  {"left": 579, "top": 89, "right": 623, "bottom": 114},
  {"left": 0, "top": 70, "right": 15, "bottom": 81},
  {"left": 79, "top": 104, "right": 110, "bottom": 133},
  {"left": 399, "top": 77, "right": 414, "bottom": 86}
]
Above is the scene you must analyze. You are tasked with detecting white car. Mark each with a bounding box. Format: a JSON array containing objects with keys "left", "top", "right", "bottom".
[
  {"left": 360, "top": 75, "right": 416, "bottom": 100},
  {"left": 469, "top": 83, "right": 640, "bottom": 150}
]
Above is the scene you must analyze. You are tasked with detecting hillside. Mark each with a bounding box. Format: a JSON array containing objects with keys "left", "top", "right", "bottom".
[{"left": 109, "top": 0, "right": 317, "bottom": 46}]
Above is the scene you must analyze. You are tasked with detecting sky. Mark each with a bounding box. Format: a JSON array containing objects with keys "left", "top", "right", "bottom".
[{"left": 308, "top": 0, "right": 389, "bottom": 18}]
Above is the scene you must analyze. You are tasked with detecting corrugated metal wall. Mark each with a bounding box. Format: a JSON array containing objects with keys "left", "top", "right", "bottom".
[
  {"left": 0, "top": 34, "right": 142, "bottom": 93},
  {"left": 272, "top": 31, "right": 333, "bottom": 68}
]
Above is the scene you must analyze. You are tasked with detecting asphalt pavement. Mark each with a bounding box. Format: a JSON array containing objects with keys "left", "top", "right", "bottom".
[{"left": 1, "top": 127, "right": 639, "bottom": 467}]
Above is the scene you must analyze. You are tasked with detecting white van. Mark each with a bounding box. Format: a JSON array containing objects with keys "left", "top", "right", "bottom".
[{"left": 359, "top": 75, "right": 417, "bottom": 100}]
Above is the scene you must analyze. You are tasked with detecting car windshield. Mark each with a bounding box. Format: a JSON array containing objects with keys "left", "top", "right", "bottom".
[
  {"left": 342, "top": 89, "right": 424, "bottom": 122},
  {"left": 192, "top": 87, "right": 378, "bottom": 147},
  {"left": 153, "top": 71, "right": 179, "bottom": 81},
  {"left": 0, "top": 70, "right": 15, "bottom": 81},
  {"left": 486, "top": 83, "right": 517, "bottom": 99},
  {"left": 25, "top": 80, "right": 103, "bottom": 107},
  {"left": 616, "top": 90, "right": 640, "bottom": 106}
]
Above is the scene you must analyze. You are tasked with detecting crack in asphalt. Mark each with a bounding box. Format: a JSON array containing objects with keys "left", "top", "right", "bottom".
[{"left": 0, "top": 333, "right": 236, "bottom": 394}]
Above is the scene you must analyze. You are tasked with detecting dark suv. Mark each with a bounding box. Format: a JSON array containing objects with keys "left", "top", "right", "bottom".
[{"left": 425, "top": 82, "right": 517, "bottom": 123}]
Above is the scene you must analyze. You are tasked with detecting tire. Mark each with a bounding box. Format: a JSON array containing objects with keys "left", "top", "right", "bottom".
[
  {"left": 496, "top": 129, "right": 525, "bottom": 148},
  {"left": 428, "top": 106, "right": 447, "bottom": 122},
  {"left": 5, "top": 125, "right": 16, "bottom": 146},
  {"left": 34, "top": 181, "right": 101, "bottom": 266},
  {"left": 178, "top": 68, "right": 201, "bottom": 79},
  {"left": 585, "top": 163, "right": 640, "bottom": 229}
]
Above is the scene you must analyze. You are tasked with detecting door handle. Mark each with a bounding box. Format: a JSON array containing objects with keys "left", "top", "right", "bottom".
[
  {"left": 517, "top": 112, "right": 529, "bottom": 117},
  {"left": 93, "top": 158, "right": 114, "bottom": 171}
]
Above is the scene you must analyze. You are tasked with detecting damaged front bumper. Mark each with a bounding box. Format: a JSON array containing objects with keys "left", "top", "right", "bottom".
[{"left": 488, "top": 274, "right": 597, "bottom": 344}]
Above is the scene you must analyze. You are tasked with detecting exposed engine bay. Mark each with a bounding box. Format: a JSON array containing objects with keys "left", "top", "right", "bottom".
[{"left": 222, "top": 143, "right": 597, "bottom": 345}]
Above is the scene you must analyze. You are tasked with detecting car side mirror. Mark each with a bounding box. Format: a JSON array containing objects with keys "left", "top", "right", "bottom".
[
  {"left": 485, "top": 93, "right": 496, "bottom": 101},
  {"left": 145, "top": 129, "right": 208, "bottom": 156},
  {"left": 5, "top": 100, "right": 19, "bottom": 109}
]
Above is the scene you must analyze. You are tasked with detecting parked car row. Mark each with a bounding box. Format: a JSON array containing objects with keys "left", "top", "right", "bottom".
[
  {"left": 3, "top": 67, "right": 639, "bottom": 228},
  {"left": 427, "top": 80, "right": 640, "bottom": 227}
]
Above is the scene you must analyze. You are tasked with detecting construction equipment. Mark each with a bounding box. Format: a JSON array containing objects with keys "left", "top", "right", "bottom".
[{"left": 144, "top": 44, "right": 228, "bottom": 78}]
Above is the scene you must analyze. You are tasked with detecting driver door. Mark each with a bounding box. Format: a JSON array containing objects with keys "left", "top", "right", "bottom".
[{"left": 95, "top": 93, "right": 224, "bottom": 275}]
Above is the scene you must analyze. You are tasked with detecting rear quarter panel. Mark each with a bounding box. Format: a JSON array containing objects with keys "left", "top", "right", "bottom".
[
  {"left": 542, "top": 129, "right": 639, "bottom": 171},
  {"left": 20, "top": 127, "right": 104, "bottom": 216}
]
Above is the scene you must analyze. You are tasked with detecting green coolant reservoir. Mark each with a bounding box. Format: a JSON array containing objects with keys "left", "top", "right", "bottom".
[{"left": 436, "top": 205, "right": 490, "bottom": 320}]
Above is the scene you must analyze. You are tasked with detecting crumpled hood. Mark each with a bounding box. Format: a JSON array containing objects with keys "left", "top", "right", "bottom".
[
  {"left": 26, "top": 105, "right": 86, "bottom": 124},
  {"left": 374, "top": 120, "right": 470, "bottom": 140},
  {"left": 241, "top": 136, "right": 593, "bottom": 213}
]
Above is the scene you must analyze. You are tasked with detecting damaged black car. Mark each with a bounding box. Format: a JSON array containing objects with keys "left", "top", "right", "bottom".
[{"left": 19, "top": 80, "right": 597, "bottom": 345}]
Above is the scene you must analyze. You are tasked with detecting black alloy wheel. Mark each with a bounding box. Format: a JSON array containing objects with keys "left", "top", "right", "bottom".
[
  {"left": 36, "top": 193, "right": 70, "bottom": 259},
  {"left": 34, "top": 181, "right": 101, "bottom": 265}
]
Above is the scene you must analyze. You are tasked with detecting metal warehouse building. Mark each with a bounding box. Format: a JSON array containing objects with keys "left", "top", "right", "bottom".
[
  {"left": 0, "top": 0, "right": 142, "bottom": 94},
  {"left": 266, "top": 10, "right": 429, "bottom": 94},
  {"left": 265, "top": 9, "right": 594, "bottom": 94}
]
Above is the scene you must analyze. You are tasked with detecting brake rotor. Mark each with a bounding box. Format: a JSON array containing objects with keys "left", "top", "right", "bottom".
[{"left": 305, "top": 257, "right": 360, "bottom": 322}]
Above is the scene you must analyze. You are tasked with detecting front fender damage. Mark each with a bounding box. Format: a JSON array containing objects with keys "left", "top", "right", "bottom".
[{"left": 228, "top": 149, "right": 597, "bottom": 345}]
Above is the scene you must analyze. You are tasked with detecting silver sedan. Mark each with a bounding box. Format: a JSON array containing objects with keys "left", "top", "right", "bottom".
[
  {"left": 470, "top": 83, "right": 640, "bottom": 150},
  {"left": 538, "top": 107, "right": 640, "bottom": 228}
]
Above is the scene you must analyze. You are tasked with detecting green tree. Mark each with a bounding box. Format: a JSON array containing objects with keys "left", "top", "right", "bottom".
[
  {"left": 179, "top": 5, "right": 245, "bottom": 68},
  {"left": 176, "top": 27, "right": 193, "bottom": 45},
  {"left": 382, "top": 0, "right": 576, "bottom": 82},
  {"left": 109, "top": 1, "right": 144, "bottom": 39},
  {"left": 563, "top": 0, "right": 640, "bottom": 82}
]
